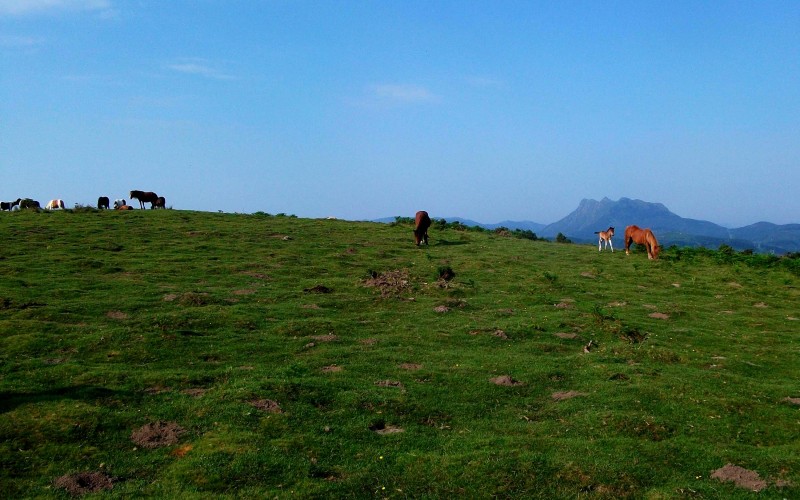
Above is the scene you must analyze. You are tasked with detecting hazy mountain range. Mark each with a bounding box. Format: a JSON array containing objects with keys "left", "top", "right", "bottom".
[{"left": 377, "top": 197, "right": 800, "bottom": 254}]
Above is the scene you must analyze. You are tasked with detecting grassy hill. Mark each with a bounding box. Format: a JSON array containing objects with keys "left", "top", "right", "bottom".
[{"left": 1, "top": 209, "right": 798, "bottom": 498}]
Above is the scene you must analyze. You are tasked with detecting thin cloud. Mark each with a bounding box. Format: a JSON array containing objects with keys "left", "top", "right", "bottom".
[
  {"left": 167, "top": 59, "right": 236, "bottom": 81},
  {"left": 0, "top": 34, "right": 44, "bottom": 47},
  {"left": 0, "top": 0, "right": 112, "bottom": 16},
  {"left": 466, "top": 76, "right": 505, "bottom": 89},
  {"left": 371, "top": 83, "right": 438, "bottom": 103}
]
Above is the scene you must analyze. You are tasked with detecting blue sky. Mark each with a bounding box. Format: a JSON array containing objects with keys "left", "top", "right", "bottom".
[{"left": 2, "top": 1, "right": 798, "bottom": 226}]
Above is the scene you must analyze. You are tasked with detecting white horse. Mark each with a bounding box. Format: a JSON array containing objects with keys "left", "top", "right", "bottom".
[{"left": 45, "top": 199, "right": 65, "bottom": 210}]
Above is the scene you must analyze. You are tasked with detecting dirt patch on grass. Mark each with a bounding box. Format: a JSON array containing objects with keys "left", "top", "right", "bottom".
[
  {"left": 369, "top": 422, "right": 404, "bottom": 435},
  {"left": 552, "top": 391, "right": 587, "bottom": 401},
  {"left": 181, "top": 388, "right": 207, "bottom": 397},
  {"left": 321, "top": 365, "right": 342, "bottom": 373},
  {"left": 304, "top": 285, "right": 332, "bottom": 294},
  {"left": 399, "top": 363, "right": 422, "bottom": 370},
  {"left": 608, "top": 301, "right": 627, "bottom": 307},
  {"left": 249, "top": 399, "right": 282, "bottom": 413},
  {"left": 360, "top": 338, "right": 378, "bottom": 346},
  {"left": 434, "top": 305, "right": 450, "bottom": 313},
  {"left": 375, "top": 380, "right": 404, "bottom": 389},
  {"left": 554, "top": 302, "right": 573, "bottom": 309},
  {"left": 311, "top": 334, "right": 338, "bottom": 342},
  {"left": 54, "top": 471, "right": 114, "bottom": 495},
  {"left": 753, "top": 302, "right": 768, "bottom": 308},
  {"left": 710, "top": 464, "right": 767, "bottom": 492},
  {"left": 131, "top": 421, "right": 185, "bottom": 449},
  {"left": 302, "top": 303, "right": 321, "bottom": 309},
  {"left": 490, "top": 375, "right": 524, "bottom": 386},
  {"left": 784, "top": 397, "right": 800, "bottom": 405},
  {"left": 163, "top": 293, "right": 179, "bottom": 302},
  {"left": 648, "top": 312, "right": 670, "bottom": 320},
  {"left": 106, "top": 310, "right": 128, "bottom": 320},
  {"left": 363, "top": 269, "right": 411, "bottom": 297},
  {"left": 581, "top": 272, "right": 596, "bottom": 278},
  {"left": 232, "top": 288, "right": 257, "bottom": 295},
  {"left": 554, "top": 332, "right": 580, "bottom": 339}
]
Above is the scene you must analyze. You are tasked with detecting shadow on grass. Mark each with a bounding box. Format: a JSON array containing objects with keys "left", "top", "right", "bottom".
[
  {"left": 0, "top": 385, "right": 125, "bottom": 413},
  {"left": 434, "top": 240, "right": 469, "bottom": 246}
]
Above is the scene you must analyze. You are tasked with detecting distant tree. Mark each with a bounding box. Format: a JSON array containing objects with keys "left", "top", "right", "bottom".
[{"left": 556, "top": 232, "right": 572, "bottom": 244}]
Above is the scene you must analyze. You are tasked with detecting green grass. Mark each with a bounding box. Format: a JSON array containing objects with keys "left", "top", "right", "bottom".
[{"left": 1, "top": 209, "right": 798, "bottom": 498}]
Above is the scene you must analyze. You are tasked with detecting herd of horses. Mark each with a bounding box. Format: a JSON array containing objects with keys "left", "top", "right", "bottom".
[
  {"left": 415, "top": 211, "right": 661, "bottom": 259},
  {"left": 0, "top": 191, "right": 166, "bottom": 212}
]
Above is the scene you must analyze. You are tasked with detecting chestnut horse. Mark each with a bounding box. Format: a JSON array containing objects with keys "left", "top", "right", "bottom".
[
  {"left": 413, "top": 211, "right": 431, "bottom": 246},
  {"left": 130, "top": 190, "right": 159, "bottom": 209},
  {"left": 594, "top": 226, "right": 614, "bottom": 252},
  {"left": 624, "top": 225, "right": 660, "bottom": 260}
]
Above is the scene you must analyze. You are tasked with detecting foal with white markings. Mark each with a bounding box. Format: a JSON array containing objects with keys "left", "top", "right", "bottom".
[{"left": 594, "top": 226, "right": 615, "bottom": 252}]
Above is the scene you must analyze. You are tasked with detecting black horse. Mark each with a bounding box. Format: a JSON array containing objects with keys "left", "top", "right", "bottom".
[
  {"left": 130, "top": 190, "right": 159, "bottom": 209},
  {"left": 97, "top": 196, "right": 110, "bottom": 209}
]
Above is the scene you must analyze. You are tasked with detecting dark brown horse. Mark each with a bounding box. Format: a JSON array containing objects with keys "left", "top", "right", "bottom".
[
  {"left": 130, "top": 190, "right": 159, "bottom": 209},
  {"left": 413, "top": 211, "right": 431, "bottom": 246},
  {"left": 624, "top": 225, "right": 660, "bottom": 259},
  {"left": 97, "top": 196, "right": 110, "bottom": 209},
  {"left": 153, "top": 196, "right": 166, "bottom": 209},
  {"left": 594, "top": 226, "right": 614, "bottom": 252}
]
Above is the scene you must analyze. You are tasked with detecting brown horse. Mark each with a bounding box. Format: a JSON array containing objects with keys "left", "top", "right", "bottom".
[
  {"left": 624, "top": 225, "right": 660, "bottom": 259},
  {"left": 130, "top": 190, "right": 159, "bottom": 209},
  {"left": 413, "top": 211, "right": 431, "bottom": 246},
  {"left": 153, "top": 196, "right": 166, "bottom": 209},
  {"left": 594, "top": 226, "right": 614, "bottom": 252}
]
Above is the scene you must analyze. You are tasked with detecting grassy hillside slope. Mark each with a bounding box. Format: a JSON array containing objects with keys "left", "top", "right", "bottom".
[{"left": 1, "top": 210, "right": 798, "bottom": 498}]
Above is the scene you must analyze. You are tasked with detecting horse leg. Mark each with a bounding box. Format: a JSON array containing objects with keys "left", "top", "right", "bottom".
[
  {"left": 609, "top": 239, "right": 614, "bottom": 252},
  {"left": 598, "top": 238, "right": 602, "bottom": 252}
]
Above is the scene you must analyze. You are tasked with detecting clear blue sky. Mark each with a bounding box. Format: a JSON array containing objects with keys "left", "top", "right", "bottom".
[{"left": 2, "top": 1, "right": 798, "bottom": 226}]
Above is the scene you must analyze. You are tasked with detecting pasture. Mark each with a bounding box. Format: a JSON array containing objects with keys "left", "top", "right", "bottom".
[{"left": 1, "top": 209, "right": 798, "bottom": 498}]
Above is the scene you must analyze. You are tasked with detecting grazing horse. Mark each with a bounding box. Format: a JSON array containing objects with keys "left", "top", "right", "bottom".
[
  {"left": 19, "top": 199, "right": 40, "bottom": 209},
  {"left": 113, "top": 199, "right": 126, "bottom": 209},
  {"left": 130, "top": 190, "right": 159, "bottom": 209},
  {"left": 624, "top": 225, "right": 660, "bottom": 260},
  {"left": 45, "top": 199, "right": 65, "bottom": 210},
  {"left": 153, "top": 196, "right": 166, "bottom": 209},
  {"left": 98, "top": 196, "right": 110, "bottom": 210},
  {"left": 1, "top": 198, "right": 21, "bottom": 211},
  {"left": 413, "top": 211, "right": 431, "bottom": 246},
  {"left": 594, "top": 226, "right": 615, "bottom": 252}
]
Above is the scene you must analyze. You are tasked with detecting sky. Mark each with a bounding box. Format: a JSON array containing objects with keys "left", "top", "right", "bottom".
[{"left": 1, "top": 0, "right": 799, "bottom": 227}]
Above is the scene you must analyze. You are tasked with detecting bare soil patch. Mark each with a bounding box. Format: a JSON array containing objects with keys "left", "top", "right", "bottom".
[
  {"left": 360, "top": 338, "right": 378, "bottom": 346},
  {"left": 54, "top": 471, "right": 114, "bottom": 495},
  {"left": 490, "top": 375, "right": 524, "bottom": 387},
  {"left": 581, "top": 272, "right": 596, "bottom": 278},
  {"left": 369, "top": 422, "right": 404, "bottom": 435},
  {"left": 311, "top": 334, "right": 338, "bottom": 342},
  {"left": 784, "top": 397, "right": 800, "bottom": 405},
  {"left": 554, "top": 332, "right": 580, "bottom": 340},
  {"left": 552, "top": 391, "right": 587, "bottom": 401},
  {"left": 753, "top": 302, "right": 768, "bottom": 308},
  {"left": 399, "top": 363, "right": 422, "bottom": 370},
  {"left": 608, "top": 301, "right": 627, "bottom": 307},
  {"left": 433, "top": 305, "right": 450, "bottom": 313},
  {"left": 232, "top": 288, "right": 257, "bottom": 295},
  {"left": 648, "top": 312, "right": 670, "bottom": 320},
  {"left": 710, "top": 464, "right": 767, "bottom": 492},
  {"left": 162, "top": 293, "right": 178, "bottom": 302},
  {"left": 304, "top": 285, "right": 332, "bottom": 294},
  {"left": 321, "top": 365, "right": 342, "bottom": 373},
  {"left": 106, "top": 310, "right": 128, "bottom": 320},
  {"left": 363, "top": 269, "right": 411, "bottom": 297},
  {"left": 554, "top": 302, "right": 573, "bottom": 309},
  {"left": 302, "top": 304, "right": 321, "bottom": 309},
  {"left": 249, "top": 399, "right": 282, "bottom": 413},
  {"left": 375, "top": 380, "right": 404, "bottom": 389},
  {"left": 181, "top": 388, "right": 207, "bottom": 397},
  {"left": 131, "top": 421, "right": 185, "bottom": 449}
]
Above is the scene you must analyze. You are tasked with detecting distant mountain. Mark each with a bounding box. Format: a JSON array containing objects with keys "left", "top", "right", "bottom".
[{"left": 542, "top": 197, "right": 799, "bottom": 253}]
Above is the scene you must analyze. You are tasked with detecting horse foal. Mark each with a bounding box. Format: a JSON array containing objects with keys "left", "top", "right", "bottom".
[{"left": 594, "top": 226, "right": 614, "bottom": 252}]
